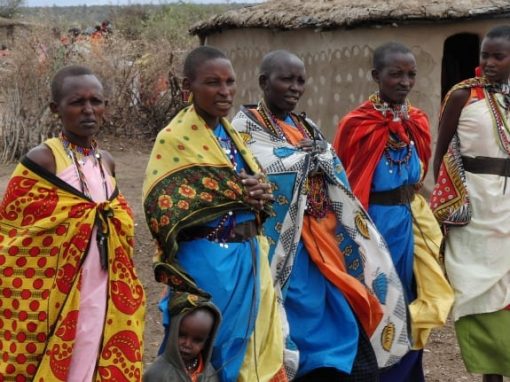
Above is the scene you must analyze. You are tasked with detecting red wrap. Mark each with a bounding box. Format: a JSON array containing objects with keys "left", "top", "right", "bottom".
[{"left": 333, "top": 100, "right": 431, "bottom": 209}]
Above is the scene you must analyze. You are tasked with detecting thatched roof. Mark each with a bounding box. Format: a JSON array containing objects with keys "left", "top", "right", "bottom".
[
  {"left": 0, "top": 17, "right": 30, "bottom": 28},
  {"left": 190, "top": 0, "right": 510, "bottom": 37}
]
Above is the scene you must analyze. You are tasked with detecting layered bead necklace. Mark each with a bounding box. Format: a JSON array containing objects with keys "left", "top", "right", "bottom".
[
  {"left": 215, "top": 126, "right": 239, "bottom": 171},
  {"left": 485, "top": 81, "right": 510, "bottom": 157},
  {"left": 256, "top": 100, "right": 331, "bottom": 218},
  {"left": 370, "top": 92, "right": 415, "bottom": 174},
  {"left": 370, "top": 91, "right": 410, "bottom": 121},
  {"left": 60, "top": 132, "right": 109, "bottom": 200},
  {"left": 211, "top": 124, "right": 239, "bottom": 248},
  {"left": 257, "top": 100, "right": 311, "bottom": 141}
]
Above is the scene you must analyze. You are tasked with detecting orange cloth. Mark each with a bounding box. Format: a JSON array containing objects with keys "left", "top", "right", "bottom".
[
  {"left": 189, "top": 354, "right": 204, "bottom": 382},
  {"left": 253, "top": 110, "right": 383, "bottom": 336}
]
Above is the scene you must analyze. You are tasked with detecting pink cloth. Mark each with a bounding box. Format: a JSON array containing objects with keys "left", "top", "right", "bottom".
[{"left": 57, "top": 156, "right": 113, "bottom": 382}]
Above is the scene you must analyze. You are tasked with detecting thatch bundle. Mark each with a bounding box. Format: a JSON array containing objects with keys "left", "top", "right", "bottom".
[{"left": 190, "top": 0, "right": 510, "bottom": 36}]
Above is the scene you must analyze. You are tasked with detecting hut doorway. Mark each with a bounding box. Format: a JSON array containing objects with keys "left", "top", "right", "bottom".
[{"left": 441, "top": 33, "right": 480, "bottom": 100}]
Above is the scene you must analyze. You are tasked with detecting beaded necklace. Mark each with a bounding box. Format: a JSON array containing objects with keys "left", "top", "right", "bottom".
[
  {"left": 205, "top": 211, "right": 233, "bottom": 248},
  {"left": 211, "top": 124, "right": 239, "bottom": 248},
  {"left": 256, "top": 100, "right": 313, "bottom": 141},
  {"left": 184, "top": 357, "right": 199, "bottom": 372},
  {"left": 370, "top": 91, "right": 410, "bottom": 121},
  {"left": 485, "top": 83, "right": 510, "bottom": 157},
  {"left": 256, "top": 100, "right": 331, "bottom": 218},
  {"left": 370, "top": 92, "right": 415, "bottom": 174},
  {"left": 215, "top": 125, "right": 239, "bottom": 171},
  {"left": 60, "top": 133, "right": 109, "bottom": 200},
  {"left": 383, "top": 141, "right": 415, "bottom": 174}
]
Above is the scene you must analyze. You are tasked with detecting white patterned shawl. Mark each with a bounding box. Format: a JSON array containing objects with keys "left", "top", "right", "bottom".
[{"left": 232, "top": 107, "right": 410, "bottom": 372}]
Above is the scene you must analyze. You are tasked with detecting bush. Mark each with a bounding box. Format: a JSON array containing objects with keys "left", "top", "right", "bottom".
[
  {"left": 0, "top": 0, "right": 24, "bottom": 19},
  {"left": 0, "top": 3, "right": 244, "bottom": 161},
  {"left": 0, "top": 25, "right": 186, "bottom": 161}
]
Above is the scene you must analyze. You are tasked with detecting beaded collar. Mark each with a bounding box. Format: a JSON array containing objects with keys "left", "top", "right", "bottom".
[
  {"left": 59, "top": 132, "right": 98, "bottom": 158},
  {"left": 369, "top": 91, "right": 410, "bottom": 121},
  {"left": 59, "top": 133, "right": 108, "bottom": 200},
  {"left": 368, "top": 93, "right": 415, "bottom": 173},
  {"left": 256, "top": 100, "right": 312, "bottom": 141}
]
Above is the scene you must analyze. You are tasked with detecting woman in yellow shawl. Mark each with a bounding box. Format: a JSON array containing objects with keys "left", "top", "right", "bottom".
[
  {"left": 142, "top": 46, "right": 286, "bottom": 382},
  {"left": 0, "top": 65, "right": 145, "bottom": 381}
]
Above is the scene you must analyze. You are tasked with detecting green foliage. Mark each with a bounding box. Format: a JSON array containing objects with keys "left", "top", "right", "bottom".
[
  {"left": 0, "top": 0, "right": 24, "bottom": 18},
  {"left": 19, "top": 3, "right": 240, "bottom": 49},
  {"left": 110, "top": 5, "right": 150, "bottom": 41},
  {"left": 140, "top": 3, "right": 235, "bottom": 49}
]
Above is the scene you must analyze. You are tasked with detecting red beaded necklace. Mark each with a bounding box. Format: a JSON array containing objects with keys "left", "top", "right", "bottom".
[
  {"left": 60, "top": 133, "right": 108, "bottom": 199},
  {"left": 256, "top": 100, "right": 313, "bottom": 141}
]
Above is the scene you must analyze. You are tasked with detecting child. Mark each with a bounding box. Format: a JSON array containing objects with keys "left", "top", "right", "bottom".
[{"left": 143, "top": 302, "right": 221, "bottom": 382}]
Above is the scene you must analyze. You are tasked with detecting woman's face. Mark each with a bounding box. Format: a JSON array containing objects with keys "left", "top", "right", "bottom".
[
  {"left": 372, "top": 52, "right": 416, "bottom": 105},
  {"left": 480, "top": 37, "right": 510, "bottom": 83},
  {"left": 261, "top": 56, "right": 306, "bottom": 118},
  {"left": 187, "top": 57, "right": 236, "bottom": 128},
  {"left": 51, "top": 74, "right": 106, "bottom": 145}
]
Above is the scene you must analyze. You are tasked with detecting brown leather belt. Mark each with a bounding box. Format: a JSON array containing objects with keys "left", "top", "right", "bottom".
[
  {"left": 369, "top": 185, "right": 416, "bottom": 205},
  {"left": 178, "top": 220, "right": 259, "bottom": 243},
  {"left": 462, "top": 156, "right": 510, "bottom": 177}
]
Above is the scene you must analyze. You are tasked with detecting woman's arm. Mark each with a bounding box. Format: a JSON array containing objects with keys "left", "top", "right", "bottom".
[{"left": 433, "top": 88, "right": 470, "bottom": 181}]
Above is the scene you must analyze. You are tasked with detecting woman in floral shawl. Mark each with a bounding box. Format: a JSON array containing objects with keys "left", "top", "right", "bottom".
[
  {"left": 143, "top": 46, "right": 286, "bottom": 382},
  {"left": 232, "top": 49, "right": 409, "bottom": 381}
]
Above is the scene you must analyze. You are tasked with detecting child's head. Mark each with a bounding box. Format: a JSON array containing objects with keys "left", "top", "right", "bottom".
[
  {"left": 178, "top": 307, "right": 215, "bottom": 362},
  {"left": 480, "top": 25, "right": 510, "bottom": 83}
]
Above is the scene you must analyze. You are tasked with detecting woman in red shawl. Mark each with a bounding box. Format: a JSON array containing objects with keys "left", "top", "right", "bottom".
[{"left": 334, "top": 42, "right": 452, "bottom": 382}]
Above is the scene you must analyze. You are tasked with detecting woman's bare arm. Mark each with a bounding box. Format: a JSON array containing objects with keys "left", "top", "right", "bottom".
[{"left": 433, "top": 88, "right": 470, "bottom": 181}]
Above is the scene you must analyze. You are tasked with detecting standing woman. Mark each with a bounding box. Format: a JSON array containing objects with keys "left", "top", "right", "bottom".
[
  {"left": 335, "top": 42, "right": 453, "bottom": 382},
  {"left": 0, "top": 65, "right": 145, "bottom": 381},
  {"left": 142, "top": 46, "right": 286, "bottom": 382},
  {"left": 232, "top": 50, "right": 410, "bottom": 381},
  {"left": 431, "top": 25, "right": 510, "bottom": 382}
]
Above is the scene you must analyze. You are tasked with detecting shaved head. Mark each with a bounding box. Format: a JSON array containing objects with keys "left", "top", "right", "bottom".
[
  {"left": 373, "top": 42, "right": 413, "bottom": 71},
  {"left": 259, "top": 50, "right": 304, "bottom": 77}
]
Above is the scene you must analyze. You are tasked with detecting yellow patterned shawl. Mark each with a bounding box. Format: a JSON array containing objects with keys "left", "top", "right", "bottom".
[
  {"left": 142, "top": 105, "right": 270, "bottom": 293},
  {"left": 0, "top": 158, "right": 145, "bottom": 381}
]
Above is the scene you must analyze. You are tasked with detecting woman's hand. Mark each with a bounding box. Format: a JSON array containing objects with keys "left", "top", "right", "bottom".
[
  {"left": 297, "top": 139, "right": 328, "bottom": 154},
  {"left": 240, "top": 169, "right": 274, "bottom": 210}
]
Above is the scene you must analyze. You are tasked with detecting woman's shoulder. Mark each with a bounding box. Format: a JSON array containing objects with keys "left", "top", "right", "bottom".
[
  {"left": 409, "top": 105, "right": 429, "bottom": 120},
  {"left": 443, "top": 87, "right": 471, "bottom": 112},
  {"left": 25, "top": 143, "right": 56, "bottom": 174},
  {"left": 99, "top": 149, "right": 116, "bottom": 177}
]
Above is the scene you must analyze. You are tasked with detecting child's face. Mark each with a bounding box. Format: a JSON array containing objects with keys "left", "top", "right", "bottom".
[{"left": 178, "top": 310, "right": 214, "bottom": 362}]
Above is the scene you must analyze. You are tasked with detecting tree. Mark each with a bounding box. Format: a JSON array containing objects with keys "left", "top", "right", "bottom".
[{"left": 0, "top": 0, "right": 24, "bottom": 19}]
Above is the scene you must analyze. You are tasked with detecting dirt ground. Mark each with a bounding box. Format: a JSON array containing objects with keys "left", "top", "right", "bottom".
[{"left": 0, "top": 137, "right": 500, "bottom": 382}]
